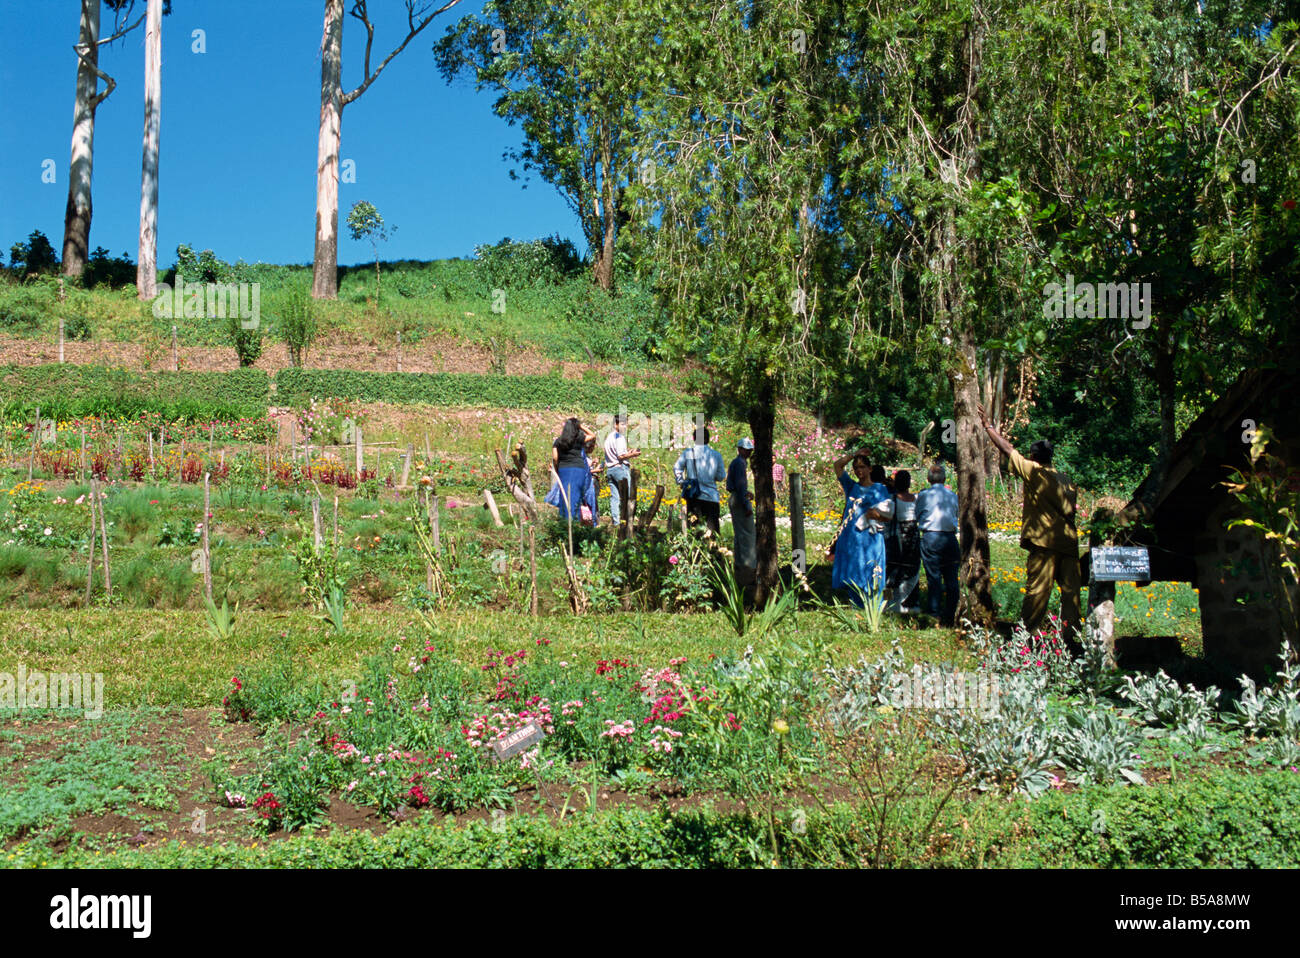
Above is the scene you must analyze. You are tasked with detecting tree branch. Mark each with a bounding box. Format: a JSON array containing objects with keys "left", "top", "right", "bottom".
[{"left": 342, "top": 0, "right": 464, "bottom": 105}]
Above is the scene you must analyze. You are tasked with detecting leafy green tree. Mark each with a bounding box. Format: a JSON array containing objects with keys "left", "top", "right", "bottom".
[
  {"left": 435, "top": 0, "right": 648, "bottom": 290},
  {"left": 346, "top": 200, "right": 393, "bottom": 306},
  {"left": 10, "top": 230, "right": 59, "bottom": 275}
]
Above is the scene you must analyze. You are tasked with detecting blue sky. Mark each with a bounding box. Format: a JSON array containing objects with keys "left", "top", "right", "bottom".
[{"left": 0, "top": 0, "right": 582, "bottom": 268}]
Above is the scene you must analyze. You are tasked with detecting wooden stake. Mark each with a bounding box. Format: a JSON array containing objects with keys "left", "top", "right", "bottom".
[
  {"left": 79, "top": 424, "right": 86, "bottom": 482},
  {"left": 355, "top": 427, "right": 363, "bottom": 477},
  {"left": 790, "top": 472, "right": 807, "bottom": 579},
  {"left": 397, "top": 330, "right": 402, "bottom": 372},
  {"left": 528, "top": 526, "right": 538, "bottom": 616},
  {"left": 85, "top": 479, "right": 97, "bottom": 604},
  {"left": 172, "top": 324, "right": 178, "bottom": 371},
  {"left": 148, "top": 431, "right": 155, "bottom": 476},
  {"left": 484, "top": 489, "right": 504, "bottom": 527},
  {"left": 28, "top": 406, "right": 38, "bottom": 480},
  {"left": 312, "top": 497, "right": 323, "bottom": 550},
  {"left": 400, "top": 444, "right": 413, "bottom": 489},
  {"left": 98, "top": 481, "right": 111, "bottom": 597},
  {"left": 333, "top": 494, "right": 339, "bottom": 554},
  {"left": 58, "top": 316, "right": 65, "bottom": 364},
  {"left": 202, "top": 474, "right": 212, "bottom": 601},
  {"left": 430, "top": 494, "right": 441, "bottom": 555}
]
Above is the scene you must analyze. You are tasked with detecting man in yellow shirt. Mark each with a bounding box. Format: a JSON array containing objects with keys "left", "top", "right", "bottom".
[{"left": 978, "top": 405, "right": 1082, "bottom": 650}]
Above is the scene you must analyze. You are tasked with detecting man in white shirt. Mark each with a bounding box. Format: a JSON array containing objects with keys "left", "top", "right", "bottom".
[
  {"left": 914, "top": 463, "right": 960, "bottom": 626},
  {"left": 603, "top": 413, "right": 640, "bottom": 525},
  {"left": 673, "top": 424, "right": 726, "bottom": 535}
]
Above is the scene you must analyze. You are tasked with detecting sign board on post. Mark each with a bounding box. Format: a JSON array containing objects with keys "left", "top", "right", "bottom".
[
  {"left": 489, "top": 722, "right": 545, "bottom": 763},
  {"left": 1091, "top": 546, "right": 1151, "bottom": 582}
]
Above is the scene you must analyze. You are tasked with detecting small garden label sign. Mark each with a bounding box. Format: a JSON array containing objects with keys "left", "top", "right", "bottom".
[
  {"left": 490, "top": 722, "right": 545, "bottom": 762},
  {"left": 1091, "top": 546, "right": 1151, "bottom": 582}
]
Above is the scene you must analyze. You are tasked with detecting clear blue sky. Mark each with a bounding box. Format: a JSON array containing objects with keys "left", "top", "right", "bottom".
[{"left": 0, "top": 0, "right": 582, "bottom": 268}]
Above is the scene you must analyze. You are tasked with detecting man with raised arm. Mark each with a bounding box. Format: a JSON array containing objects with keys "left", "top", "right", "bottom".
[{"left": 978, "top": 404, "right": 1082, "bottom": 650}]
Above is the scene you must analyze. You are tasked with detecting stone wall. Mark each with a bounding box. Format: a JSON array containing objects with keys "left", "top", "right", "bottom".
[{"left": 1195, "top": 495, "right": 1299, "bottom": 681}]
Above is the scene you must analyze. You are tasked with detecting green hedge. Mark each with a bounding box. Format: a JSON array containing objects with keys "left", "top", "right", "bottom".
[
  {"left": 9, "top": 769, "right": 1300, "bottom": 868},
  {"left": 0, "top": 365, "right": 270, "bottom": 422},
  {"left": 1014, "top": 768, "right": 1300, "bottom": 868},
  {"left": 275, "top": 367, "right": 699, "bottom": 415}
]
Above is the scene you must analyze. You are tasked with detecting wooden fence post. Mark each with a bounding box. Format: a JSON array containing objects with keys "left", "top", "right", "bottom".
[
  {"left": 484, "top": 489, "right": 504, "bottom": 527},
  {"left": 202, "top": 473, "right": 212, "bottom": 601},
  {"left": 85, "top": 478, "right": 97, "bottom": 603},
  {"left": 98, "top": 481, "right": 112, "bottom": 597},
  {"left": 790, "top": 472, "right": 806, "bottom": 580}
]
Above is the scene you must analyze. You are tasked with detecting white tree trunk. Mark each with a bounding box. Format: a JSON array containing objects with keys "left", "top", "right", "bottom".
[
  {"left": 136, "top": 0, "right": 163, "bottom": 300},
  {"left": 63, "top": 0, "right": 100, "bottom": 279},
  {"left": 312, "top": 0, "right": 344, "bottom": 300}
]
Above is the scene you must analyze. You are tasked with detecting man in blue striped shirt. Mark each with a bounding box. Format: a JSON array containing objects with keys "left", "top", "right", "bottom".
[{"left": 914, "top": 464, "right": 960, "bottom": 626}]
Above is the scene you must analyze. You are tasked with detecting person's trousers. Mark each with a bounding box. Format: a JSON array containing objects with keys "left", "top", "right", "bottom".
[
  {"left": 686, "top": 498, "right": 720, "bottom": 535},
  {"left": 607, "top": 465, "right": 630, "bottom": 524},
  {"left": 1022, "top": 546, "right": 1082, "bottom": 644},
  {"left": 919, "top": 531, "right": 960, "bottom": 626}
]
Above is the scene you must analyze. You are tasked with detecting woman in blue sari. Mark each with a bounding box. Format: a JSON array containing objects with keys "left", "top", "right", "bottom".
[
  {"left": 830, "top": 451, "right": 893, "bottom": 606},
  {"left": 548, "top": 418, "right": 597, "bottom": 522}
]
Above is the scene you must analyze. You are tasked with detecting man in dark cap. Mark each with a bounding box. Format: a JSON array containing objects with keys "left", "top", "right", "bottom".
[{"left": 978, "top": 405, "right": 1082, "bottom": 649}]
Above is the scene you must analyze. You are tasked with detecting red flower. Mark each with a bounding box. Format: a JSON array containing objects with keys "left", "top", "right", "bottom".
[{"left": 1284, "top": 199, "right": 1296, "bottom": 210}]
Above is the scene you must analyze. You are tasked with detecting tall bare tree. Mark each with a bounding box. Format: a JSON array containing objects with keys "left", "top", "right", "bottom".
[
  {"left": 62, "top": 0, "right": 147, "bottom": 279},
  {"left": 312, "top": 0, "right": 462, "bottom": 300},
  {"left": 135, "top": 0, "right": 163, "bottom": 299}
]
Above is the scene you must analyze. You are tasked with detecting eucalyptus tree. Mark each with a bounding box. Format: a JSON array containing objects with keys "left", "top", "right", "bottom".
[
  {"left": 61, "top": 0, "right": 156, "bottom": 279},
  {"left": 435, "top": 0, "right": 649, "bottom": 290},
  {"left": 135, "top": 0, "right": 164, "bottom": 299},
  {"left": 312, "top": 0, "right": 463, "bottom": 300}
]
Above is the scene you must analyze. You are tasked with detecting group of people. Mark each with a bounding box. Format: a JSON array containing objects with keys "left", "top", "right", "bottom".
[
  {"left": 547, "top": 408, "right": 1083, "bottom": 644},
  {"left": 828, "top": 453, "right": 960, "bottom": 624},
  {"left": 829, "top": 408, "right": 1082, "bottom": 644}
]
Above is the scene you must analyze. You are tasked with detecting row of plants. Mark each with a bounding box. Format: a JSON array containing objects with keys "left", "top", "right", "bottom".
[
  {"left": 275, "top": 368, "right": 696, "bottom": 415},
  {"left": 11, "top": 764, "right": 1300, "bottom": 869},
  {"left": 0, "top": 363, "right": 701, "bottom": 425},
  {"left": 0, "top": 365, "right": 270, "bottom": 422}
]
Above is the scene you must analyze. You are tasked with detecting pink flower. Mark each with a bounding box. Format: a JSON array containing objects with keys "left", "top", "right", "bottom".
[{"left": 669, "top": 555, "right": 680, "bottom": 566}]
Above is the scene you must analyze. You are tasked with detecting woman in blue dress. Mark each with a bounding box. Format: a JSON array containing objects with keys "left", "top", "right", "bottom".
[{"left": 830, "top": 451, "right": 893, "bottom": 606}]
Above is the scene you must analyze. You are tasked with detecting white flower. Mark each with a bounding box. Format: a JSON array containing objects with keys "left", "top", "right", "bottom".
[{"left": 43, "top": 527, "right": 52, "bottom": 536}]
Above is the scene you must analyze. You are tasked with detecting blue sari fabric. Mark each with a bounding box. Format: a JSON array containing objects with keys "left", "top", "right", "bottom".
[
  {"left": 547, "top": 450, "right": 595, "bottom": 523},
  {"left": 830, "top": 474, "right": 889, "bottom": 605}
]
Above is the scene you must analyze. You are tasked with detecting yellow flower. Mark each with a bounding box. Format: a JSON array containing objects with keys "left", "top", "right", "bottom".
[{"left": 772, "top": 719, "right": 790, "bottom": 736}]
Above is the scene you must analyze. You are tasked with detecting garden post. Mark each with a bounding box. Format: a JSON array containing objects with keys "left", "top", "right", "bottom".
[
  {"left": 400, "top": 444, "right": 413, "bottom": 489},
  {"left": 484, "top": 489, "right": 504, "bottom": 527},
  {"left": 98, "top": 482, "right": 111, "bottom": 597},
  {"left": 79, "top": 424, "right": 86, "bottom": 482},
  {"left": 312, "top": 497, "right": 323, "bottom": 550},
  {"left": 59, "top": 317, "right": 65, "bottom": 364},
  {"left": 85, "top": 478, "right": 97, "bottom": 603},
  {"left": 355, "top": 427, "right": 363, "bottom": 477},
  {"left": 28, "top": 406, "right": 38, "bottom": 480},
  {"left": 201, "top": 474, "right": 213, "bottom": 600},
  {"left": 790, "top": 472, "right": 806, "bottom": 580},
  {"left": 430, "top": 495, "right": 441, "bottom": 554},
  {"left": 333, "top": 494, "right": 339, "bottom": 555},
  {"left": 149, "top": 432, "right": 154, "bottom": 476},
  {"left": 528, "top": 525, "right": 538, "bottom": 615}
]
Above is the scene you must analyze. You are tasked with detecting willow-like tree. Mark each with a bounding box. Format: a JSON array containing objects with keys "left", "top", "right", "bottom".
[
  {"left": 312, "top": 0, "right": 462, "bottom": 300},
  {"left": 628, "top": 0, "right": 854, "bottom": 603}
]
